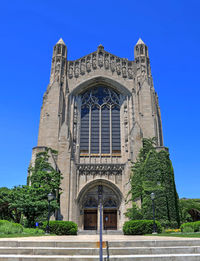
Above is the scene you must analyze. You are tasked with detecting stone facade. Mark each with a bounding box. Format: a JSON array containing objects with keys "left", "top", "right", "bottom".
[{"left": 30, "top": 38, "right": 164, "bottom": 230}]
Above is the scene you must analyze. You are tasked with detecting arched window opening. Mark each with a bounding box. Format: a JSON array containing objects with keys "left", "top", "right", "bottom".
[{"left": 80, "top": 86, "right": 121, "bottom": 156}]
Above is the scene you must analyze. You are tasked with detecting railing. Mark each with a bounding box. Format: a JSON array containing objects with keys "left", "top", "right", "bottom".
[{"left": 105, "top": 241, "right": 110, "bottom": 261}]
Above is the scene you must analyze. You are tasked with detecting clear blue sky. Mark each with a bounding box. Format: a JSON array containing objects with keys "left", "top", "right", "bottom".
[{"left": 0, "top": 0, "right": 199, "bottom": 198}]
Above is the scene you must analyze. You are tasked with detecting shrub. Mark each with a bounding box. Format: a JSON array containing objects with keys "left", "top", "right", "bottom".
[
  {"left": 180, "top": 221, "right": 200, "bottom": 233},
  {"left": 42, "top": 221, "right": 78, "bottom": 235},
  {"left": 123, "top": 220, "right": 162, "bottom": 235},
  {"left": 0, "top": 220, "right": 23, "bottom": 234}
]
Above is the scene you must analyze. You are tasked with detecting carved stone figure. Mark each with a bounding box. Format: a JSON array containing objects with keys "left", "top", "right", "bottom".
[
  {"left": 128, "top": 67, "right": 133, "bottom": 79},
  {"left": 80, "top": 62, "right": 85, "bottom": 75},
  {"left": 122, "top": 66, "right": 126, "bottom": 77},
  {"left": 110, "top": 59, "right": 115, "bottom": 72},
  {"left": 98, "top": 53, "right": 103, "bottom": 67},
  {"left": 69, "top": 64, "right": 73, "bottom": 78},
  {"left": 104, "top": 58, "right": 109, "bottom": 69},
  {"left": 55, "top": 59, "right": 60, "bottom": 72},
  {"left": 116, "top": 61, "right": 121, "bottom": 75},
  {"left": 75, "top": 64, "right": 79, "bottom": 77},
  {"left": 92, "top": 55, "right": 97, "bottom": 69},
  {"left": 86, "top": 59, "right": 91, "bottom": 72}
]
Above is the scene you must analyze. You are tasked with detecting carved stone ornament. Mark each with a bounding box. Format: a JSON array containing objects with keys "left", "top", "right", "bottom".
[
  {"left": 86, "top": 59, "right": 91, "bottom": 72},
  {"left": 92, "top": 55, "right": 97, "bottom": 69},
  {"left": 98, "top": 53, "right": 103, "bottom": 67},
  {"left": 55, "top": 58, "right": 61, "bottom": 72},
  {"left": 80, "top": 61, "right": 85, "bottom": 75},
  {"left": 110, "top": 59, "right": 115, "bottom": 72},
  {"left": 116, "top": 61, "right": 121, "bottom": 75},
  {"left": 75, "top": 64, "right": 79, "bottom": 78},
  {"left": 122, "top": 66, "right": 127, "bottom": 77},
  {"left": 77, "top": 163, "right": 124, "bottom": 175},
  {"left": 67, "top": 48, "right": 135, "bottom": 80},
  {"left": 69, "top": 64, "right": 73, "bottom": 78},
  {"left": 104, "top": 58, "right": 109, "bottom": 69},
  {"left": 128, "top": 67, "right": 133, "bottom": 79}
]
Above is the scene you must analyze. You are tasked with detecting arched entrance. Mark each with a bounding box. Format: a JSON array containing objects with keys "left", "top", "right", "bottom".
[{"left": 78, "top": 180, "right": 122, "bottom": 230}]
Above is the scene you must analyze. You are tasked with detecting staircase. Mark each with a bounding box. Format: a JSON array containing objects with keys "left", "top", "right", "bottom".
[{"left": 0, "top": 238, "right": 200, "bottom": 260}]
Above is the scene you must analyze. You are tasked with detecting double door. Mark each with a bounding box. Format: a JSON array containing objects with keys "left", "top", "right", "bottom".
[{"left": 84, "top": 209, "right": 117, "bottom": 230}]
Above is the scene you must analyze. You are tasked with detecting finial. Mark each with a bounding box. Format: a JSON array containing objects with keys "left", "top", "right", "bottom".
[
  {"left": 98, "top": 44, "right": 104, "bottom": 50},
  {"left": 56, "top": 38, "right": 66, "bottom": 45},
  {"left": 136, "top": 38, "right": 145, "bottom": 45}
]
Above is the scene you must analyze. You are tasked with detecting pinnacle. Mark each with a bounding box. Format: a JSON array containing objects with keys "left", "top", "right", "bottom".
[
  {"left": 56, "top": 38, "right": 66, "bottom": 45},
  {"left": 136, "top": 38, "right": 145, "bottom": 45},
  {"left": 98, "top": 44, "right": 104, "bottom": 49}
]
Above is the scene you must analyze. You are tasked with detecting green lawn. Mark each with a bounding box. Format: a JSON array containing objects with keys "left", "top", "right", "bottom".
[
  {"left": 0, "top": 233, "right": 50, "bottom": 238},
  {"left": 148, "top": 232, "right": 200, "bottom": 238}
]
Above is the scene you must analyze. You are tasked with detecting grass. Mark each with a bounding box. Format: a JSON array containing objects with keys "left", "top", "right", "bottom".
[
  {"left": 0, "top": 233, "right": 48, "bottom": 238},
  {"left": 148, "top": 232, "right": 200, "bottom": 238}
]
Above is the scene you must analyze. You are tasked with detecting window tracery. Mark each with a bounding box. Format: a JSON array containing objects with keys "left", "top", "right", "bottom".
[{"left": 80, "top": 86, "right": 121, "bottom": 156}]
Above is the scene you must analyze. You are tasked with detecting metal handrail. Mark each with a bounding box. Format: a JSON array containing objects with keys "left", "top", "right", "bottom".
[{"left": 106, "top": 241, "right": 109, "bottom": 260}]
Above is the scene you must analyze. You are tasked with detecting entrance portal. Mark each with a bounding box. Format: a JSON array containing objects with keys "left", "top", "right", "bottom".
[{"left": 79, "top": 182, "right": 121, "bottom": 230}]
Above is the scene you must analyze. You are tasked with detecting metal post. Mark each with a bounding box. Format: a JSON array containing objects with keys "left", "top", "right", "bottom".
[
  {"left": 98, "top": 185, "right": 103, "bottom": 261},
  {"left": 45, "top": 193, "right": 54, "bottom": 234},
  {"left": 46, "top": 200, "right": 50, "bottom": 234},
  {"left": 152, "top": 199, "right": 156, "bottom": 233}
]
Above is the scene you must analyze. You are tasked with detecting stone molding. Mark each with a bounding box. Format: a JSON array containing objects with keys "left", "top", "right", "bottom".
[{"left": 76, "top": 163, "right": 125, "bottom": 175}]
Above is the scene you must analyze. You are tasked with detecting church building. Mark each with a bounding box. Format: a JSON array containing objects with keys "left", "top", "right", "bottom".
[{"left": 30, "top": 38, "right": 164, "bottom": 230}]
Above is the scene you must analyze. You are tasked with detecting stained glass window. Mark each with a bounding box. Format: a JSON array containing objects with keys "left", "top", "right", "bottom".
[{"left": 80, "top": 86, "right": 121, "bottom": 155}]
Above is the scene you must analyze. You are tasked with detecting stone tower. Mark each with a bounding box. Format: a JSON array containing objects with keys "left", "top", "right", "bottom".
[{"left": 30, "top": 38, "right": 164, "bottom": 230}]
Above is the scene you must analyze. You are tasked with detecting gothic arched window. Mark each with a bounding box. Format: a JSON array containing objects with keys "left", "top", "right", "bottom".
[{"left": 80, "top": 86, "right": 121, "bottom": 156}]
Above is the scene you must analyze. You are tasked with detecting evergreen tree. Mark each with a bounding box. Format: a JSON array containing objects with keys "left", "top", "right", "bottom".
[{"left": 127, "top": 138, "right": 180, "bottom": 228}]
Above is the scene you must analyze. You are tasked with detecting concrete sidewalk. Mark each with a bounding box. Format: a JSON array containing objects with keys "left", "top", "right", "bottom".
[{"left": 0, "top": 234, "right": 199, "bottom": 242}]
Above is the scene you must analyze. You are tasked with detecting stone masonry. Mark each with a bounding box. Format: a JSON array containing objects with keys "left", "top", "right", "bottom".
[{"left": 30, "top": 38, "right": 164, "bottom": 230}]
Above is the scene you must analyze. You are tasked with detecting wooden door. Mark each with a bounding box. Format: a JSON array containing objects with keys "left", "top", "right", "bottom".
[
  {"left": 84, "top": 209, "right": 97, "bottom": 230},
  {"left": 103, "top": 210, "right": 117, "bottom": 230}
]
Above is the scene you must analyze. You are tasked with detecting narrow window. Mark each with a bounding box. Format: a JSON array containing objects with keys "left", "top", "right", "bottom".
[
  {"left": 91, "top": 106, "right": 99, "bottom": 153},
  {"left": 80, "top": 105, "right": 89, "bottom": 153},
  {"left": 101, "top": 105, "right": 110, "bottom": 154}
]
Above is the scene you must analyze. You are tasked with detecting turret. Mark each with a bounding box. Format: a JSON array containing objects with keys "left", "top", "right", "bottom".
[
  {"left": 50, "top": 38, "right": 67, "bottom": 86},
  {"left": 134, "top": 38, "right": 151, "bottom": 77}
]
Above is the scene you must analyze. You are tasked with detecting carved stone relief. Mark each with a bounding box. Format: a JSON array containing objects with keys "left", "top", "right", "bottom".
[
  {"left": 92, "top": 54, "right": 97, "bottom": 69},
  {"left": 80, "top": 60, "right": 85, "bottom": 75},
  {"left": 67, "top": 50, "right": 135, "bottom": 80},
  {"left": 77, "top": 163, "right": 124, "bottom": 175}
]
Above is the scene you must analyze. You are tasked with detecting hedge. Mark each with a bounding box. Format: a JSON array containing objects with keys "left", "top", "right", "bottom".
[
  {"left": 123, "top": 220, "right": 162, "bottom": 235},
  {"left": 0, "top": 220, "right": 23, "bottom": 234},
  {"left": 180, "top": 221, "right": 200, "bottom": 233},
  {"left": 42, "top": 221, "right": 78, "bottom": 235}
]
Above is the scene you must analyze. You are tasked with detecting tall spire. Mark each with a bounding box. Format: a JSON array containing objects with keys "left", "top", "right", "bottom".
[
  {"left": 134, "top": 38, "right": 151, "bottom": 77},
  {"left": 56, "top": 38, "right": 66, "bottom": 45},
  {"left": 136, "top": 38, "right": 145, "bottom": 45},
  {"left": 50, "top": 39, "right": 67, "bottom": 85}
]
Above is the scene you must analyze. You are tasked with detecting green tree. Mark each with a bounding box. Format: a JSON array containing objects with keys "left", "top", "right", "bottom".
[
  {"left": 0, "top": 187, "right": 12, "bottom": 221},
  {"left": 179, "top": 198, "right": 200, "bottom": 223},
  {"left": 126, "top": 138, "right": 180, "bottom": 228},
  {"left": 11, "top": 149, "right": 63, "bottom": 227}
]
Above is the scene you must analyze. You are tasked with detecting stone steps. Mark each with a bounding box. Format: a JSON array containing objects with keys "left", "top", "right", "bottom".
[
  {"left": 1, "top": 246, "right": 200, "bottom": 255},
  {"left": 0, "top": 239, "right": 200, "bottom": 260},
  {"left": 1, "top": 254, "right": 200, "bottom": 261}
]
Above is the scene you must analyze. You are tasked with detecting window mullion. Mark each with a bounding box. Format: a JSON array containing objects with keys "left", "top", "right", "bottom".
[
  {"left": 110, "top": 105, "right": 112, "bottom": 156},
  {"left": 99, "top": 106, "right": 101, "bottom": 156},
  {"left": 89, "top": 106, "right": 91, "bottom": 156}
]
